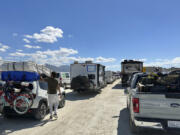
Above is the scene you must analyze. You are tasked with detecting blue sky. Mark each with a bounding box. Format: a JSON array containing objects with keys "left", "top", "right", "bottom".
[{"left": 0, "top": 0, "right": 180, "bottom": 71}]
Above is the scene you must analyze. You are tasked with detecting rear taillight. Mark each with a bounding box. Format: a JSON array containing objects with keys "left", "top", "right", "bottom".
[{"left": 132, "top": 98, "right": 139, "bottom": 113}]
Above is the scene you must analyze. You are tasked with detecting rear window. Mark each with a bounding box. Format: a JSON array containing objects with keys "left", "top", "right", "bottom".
[
  {"left": 65, "top": 73, "right": 70, "bottom": 78},
  {"left": 61, "top": 73, "right": 70, "bottom": 79}
]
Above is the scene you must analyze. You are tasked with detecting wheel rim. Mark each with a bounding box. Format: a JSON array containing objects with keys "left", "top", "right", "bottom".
[
  {"left": 39, "top": 103, "right": 46, "bottom": 117},
  {"left": 13, "top": 96, "right": 29, "bottom": 115}
]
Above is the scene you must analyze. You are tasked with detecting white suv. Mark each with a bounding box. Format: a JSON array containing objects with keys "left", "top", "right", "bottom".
[{"left": 1, "top": 81, "right": 65, "bottom": 120}]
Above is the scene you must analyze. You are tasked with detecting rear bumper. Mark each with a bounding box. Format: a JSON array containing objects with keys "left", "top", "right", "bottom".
[
  {"left": 134, "top": 117, "right": 180, "bottom": 132},
  {"left": 134, "top": 118, "right": 163, "bottom": 130}
]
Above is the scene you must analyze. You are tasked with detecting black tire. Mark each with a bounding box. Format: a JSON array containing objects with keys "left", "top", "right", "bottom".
[
  {"left": 2, "top": 108, "right": 12, "bottom": 119},
  {"left": 34, "top": 101, "right": 47, "bottom": 120},
  {"left": 58, "top": 95, "right": 65, "bottom": 108},
  {"left": 129, "top": 116, "right": 140, "bottom": 134}
]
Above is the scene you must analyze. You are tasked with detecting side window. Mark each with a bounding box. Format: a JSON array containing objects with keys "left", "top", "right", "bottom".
[
  {"left": 65, "top": 73, "right": 70, "bottom": 78},
  {"left": 39, "top": 81, "right": 48, "bottom": 90}
]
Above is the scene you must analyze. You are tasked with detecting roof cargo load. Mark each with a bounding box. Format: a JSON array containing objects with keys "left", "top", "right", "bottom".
[{"left": 0, "top": 61, "right": 51, "bottom": 81}]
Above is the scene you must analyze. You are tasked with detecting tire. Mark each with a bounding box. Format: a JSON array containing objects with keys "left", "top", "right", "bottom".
[
  {"left": 21, "top": 92, "right": 34, "bottom": 108},
  {"left": 13, "top": 96, "right": 30, "bottom": 115},
  {"left": 2, "top": 108, "right": 12, "bottom": 119},
  {"left": 58, "top": 95, "right": 65, "bottom": 108},
  {"left": 129, "top": 116, "right": 140, "bottom": 134},
  {"left": 34, "top": 101, "right": 47, "bottom": 120}
]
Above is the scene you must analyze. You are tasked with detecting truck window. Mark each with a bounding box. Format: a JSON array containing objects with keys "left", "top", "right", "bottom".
[{"left": 65, "top": 73, "right": 70, "bottom": 78}]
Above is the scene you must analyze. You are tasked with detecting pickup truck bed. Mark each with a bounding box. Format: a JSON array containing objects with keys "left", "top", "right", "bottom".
[{"left": 127, "top": 73, "right": 180, "bottom": 133}]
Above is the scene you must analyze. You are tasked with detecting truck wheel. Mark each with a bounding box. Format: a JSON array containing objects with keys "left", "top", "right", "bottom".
[
  {"left": 59, "top": 95, "right": 65, "bottom": 108},
  {"left": 129, "top": 116, "right": 140, "bottom": 134},
  {"left": 34, "top": 102, "right": 47, "bottom": 120}
]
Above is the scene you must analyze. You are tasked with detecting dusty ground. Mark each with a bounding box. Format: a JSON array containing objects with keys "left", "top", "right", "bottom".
[{"left": 0, "top": 80, "right": 179, "bottom": 135}]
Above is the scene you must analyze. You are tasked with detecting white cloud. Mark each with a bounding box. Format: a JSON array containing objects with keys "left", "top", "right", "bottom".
[
  {"left": 23, "top": 38, "right": 31, "bottom": 43},
  {"left": 95, "top": 57, "right": 116, "bottom": 63},
  {"left": 106, "top": 64, "right": 121, "bottom": 71},
  {"left": 9, "top": 47, "right": 78, "bottom": 66},
  {"left": 68, "top": 34, "right": 73, "bottom": 38},
  {"left": 24, "top": 44, "right": 41, "bottom": 49},
  {"left": 13, "top": 33, "right": 18, "bottom": 37},
  {"left": 25, "top": 26, "right": 63, "bottom": 43},
  {"left": 144, "top": 57, "right": 180, "bottom": 68},
  {"left": 16, "top": 49, "right": 23, "bottom": 52},
  {"left": 9, "top": 47, "right": 117, "bottom": 66},
  {"left": 10, "top": 52, "right": 27, "bottom": 57},
  {"left": 0, "top": 43, "right": 10, "bottom": 52}
]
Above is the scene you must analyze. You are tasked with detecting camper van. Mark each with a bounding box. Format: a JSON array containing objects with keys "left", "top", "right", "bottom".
[
  {"left": 105, "top": 71, "right": 114, "bottom": 84},
  {"left": 70, "top": 61, "right": 106, "bottom": 92},
  {"left": 59, "top": 72, "right": 71, "bottom": 89}
]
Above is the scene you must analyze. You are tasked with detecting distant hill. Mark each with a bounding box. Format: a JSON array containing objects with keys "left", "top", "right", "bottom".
[{"left": 45, "top": 64, "right": 70, "bottom": 72}]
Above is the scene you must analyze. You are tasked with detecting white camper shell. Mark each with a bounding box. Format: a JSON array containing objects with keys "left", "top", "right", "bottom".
[{"left": 70, "top": 61, "right": 106, "bottom": 92}]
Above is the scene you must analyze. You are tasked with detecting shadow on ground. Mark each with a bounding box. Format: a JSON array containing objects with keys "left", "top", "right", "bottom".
[
  {"left": 116, "top": 108, "right": 179, "bottom": 135},
  {"left": 65, "top": 91, "right": 99, "bottom": 101},
  {"left": 0, "top": 114, "right": 52, "bottom": 135},
  {"left": 112, "top": 83, "right": 126, "bottom": 90}
]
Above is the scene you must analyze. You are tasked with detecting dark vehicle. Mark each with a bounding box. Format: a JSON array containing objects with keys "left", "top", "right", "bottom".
[{"left": 121, "top": 60, "right": 143, "bottom": 87}]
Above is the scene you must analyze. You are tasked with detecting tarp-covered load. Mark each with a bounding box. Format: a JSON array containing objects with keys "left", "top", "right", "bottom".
[
  {"left": 0, "top": 61, "right": 51, "bottom": 82},
  {"left": 137, "top": 73, "right": 180, "bottom": 93}
]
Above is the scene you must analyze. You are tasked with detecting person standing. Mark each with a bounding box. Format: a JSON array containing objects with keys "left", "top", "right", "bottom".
[{"left": 42, "top": 72, "right": 61, "bottom": 119}]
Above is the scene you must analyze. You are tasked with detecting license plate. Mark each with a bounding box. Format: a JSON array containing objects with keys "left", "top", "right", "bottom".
[{"left": 168, "top": 121, "right": 180, "bottom": 128}]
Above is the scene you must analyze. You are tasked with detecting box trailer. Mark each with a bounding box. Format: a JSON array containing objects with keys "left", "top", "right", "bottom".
[
  {"left": 70, "top": 61, "right": 106, "bottom": 92},
  {"left": 121, "top": 60, "right": 143, "bottom": 87}
]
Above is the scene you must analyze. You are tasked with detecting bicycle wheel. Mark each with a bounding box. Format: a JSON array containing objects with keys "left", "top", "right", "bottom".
[
  {"left": 13, "top": 96, "right": 30, "bottom": 115},
  {"left": 20, "top": 92, "right": 34, "bottom": 108}
]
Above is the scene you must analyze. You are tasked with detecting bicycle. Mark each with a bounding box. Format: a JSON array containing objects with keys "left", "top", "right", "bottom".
[{"left": 0, "top": 81, "right": 34, "bottom": 115}]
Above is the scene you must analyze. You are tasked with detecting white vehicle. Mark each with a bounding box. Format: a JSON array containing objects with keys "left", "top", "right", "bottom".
[
  {"left": 70, "top": 61, "right": 106, "bottom": 92},
  {"left": 0, "top": 81, "right": 65, "bottom": 120},
  {"left": 127, "top": 72, "right": 180, "bottom": 133},
  {"left": 105, "top": 71, "right": 114, "bottom": 84},
  {"left": 0, "top": 61, "right": 65, "bottom": 120},
  {"left": 59, "top": 72, "right": 71, "bottom": 89}
]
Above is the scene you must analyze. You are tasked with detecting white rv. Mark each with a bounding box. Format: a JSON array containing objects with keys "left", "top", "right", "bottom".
[
  {"left": 105, "top": 71, "right": 114, "bottom": 84},
  {"left": 70, "top": 61, "right": 106, "bottom": 92}
]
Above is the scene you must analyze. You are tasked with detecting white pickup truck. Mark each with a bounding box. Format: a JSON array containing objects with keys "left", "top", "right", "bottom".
[{"left": 127, "top": 72, "right": 180, "bottom": 133}]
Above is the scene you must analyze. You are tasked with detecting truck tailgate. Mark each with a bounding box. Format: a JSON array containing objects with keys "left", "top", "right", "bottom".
[{"left": 138, "top": 94, "right": 180, "bottom": 120}]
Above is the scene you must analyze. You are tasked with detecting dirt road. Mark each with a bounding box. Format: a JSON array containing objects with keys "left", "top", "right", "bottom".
[{"left": 0, "top": 80, "right": 178, "bottom": 135}]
